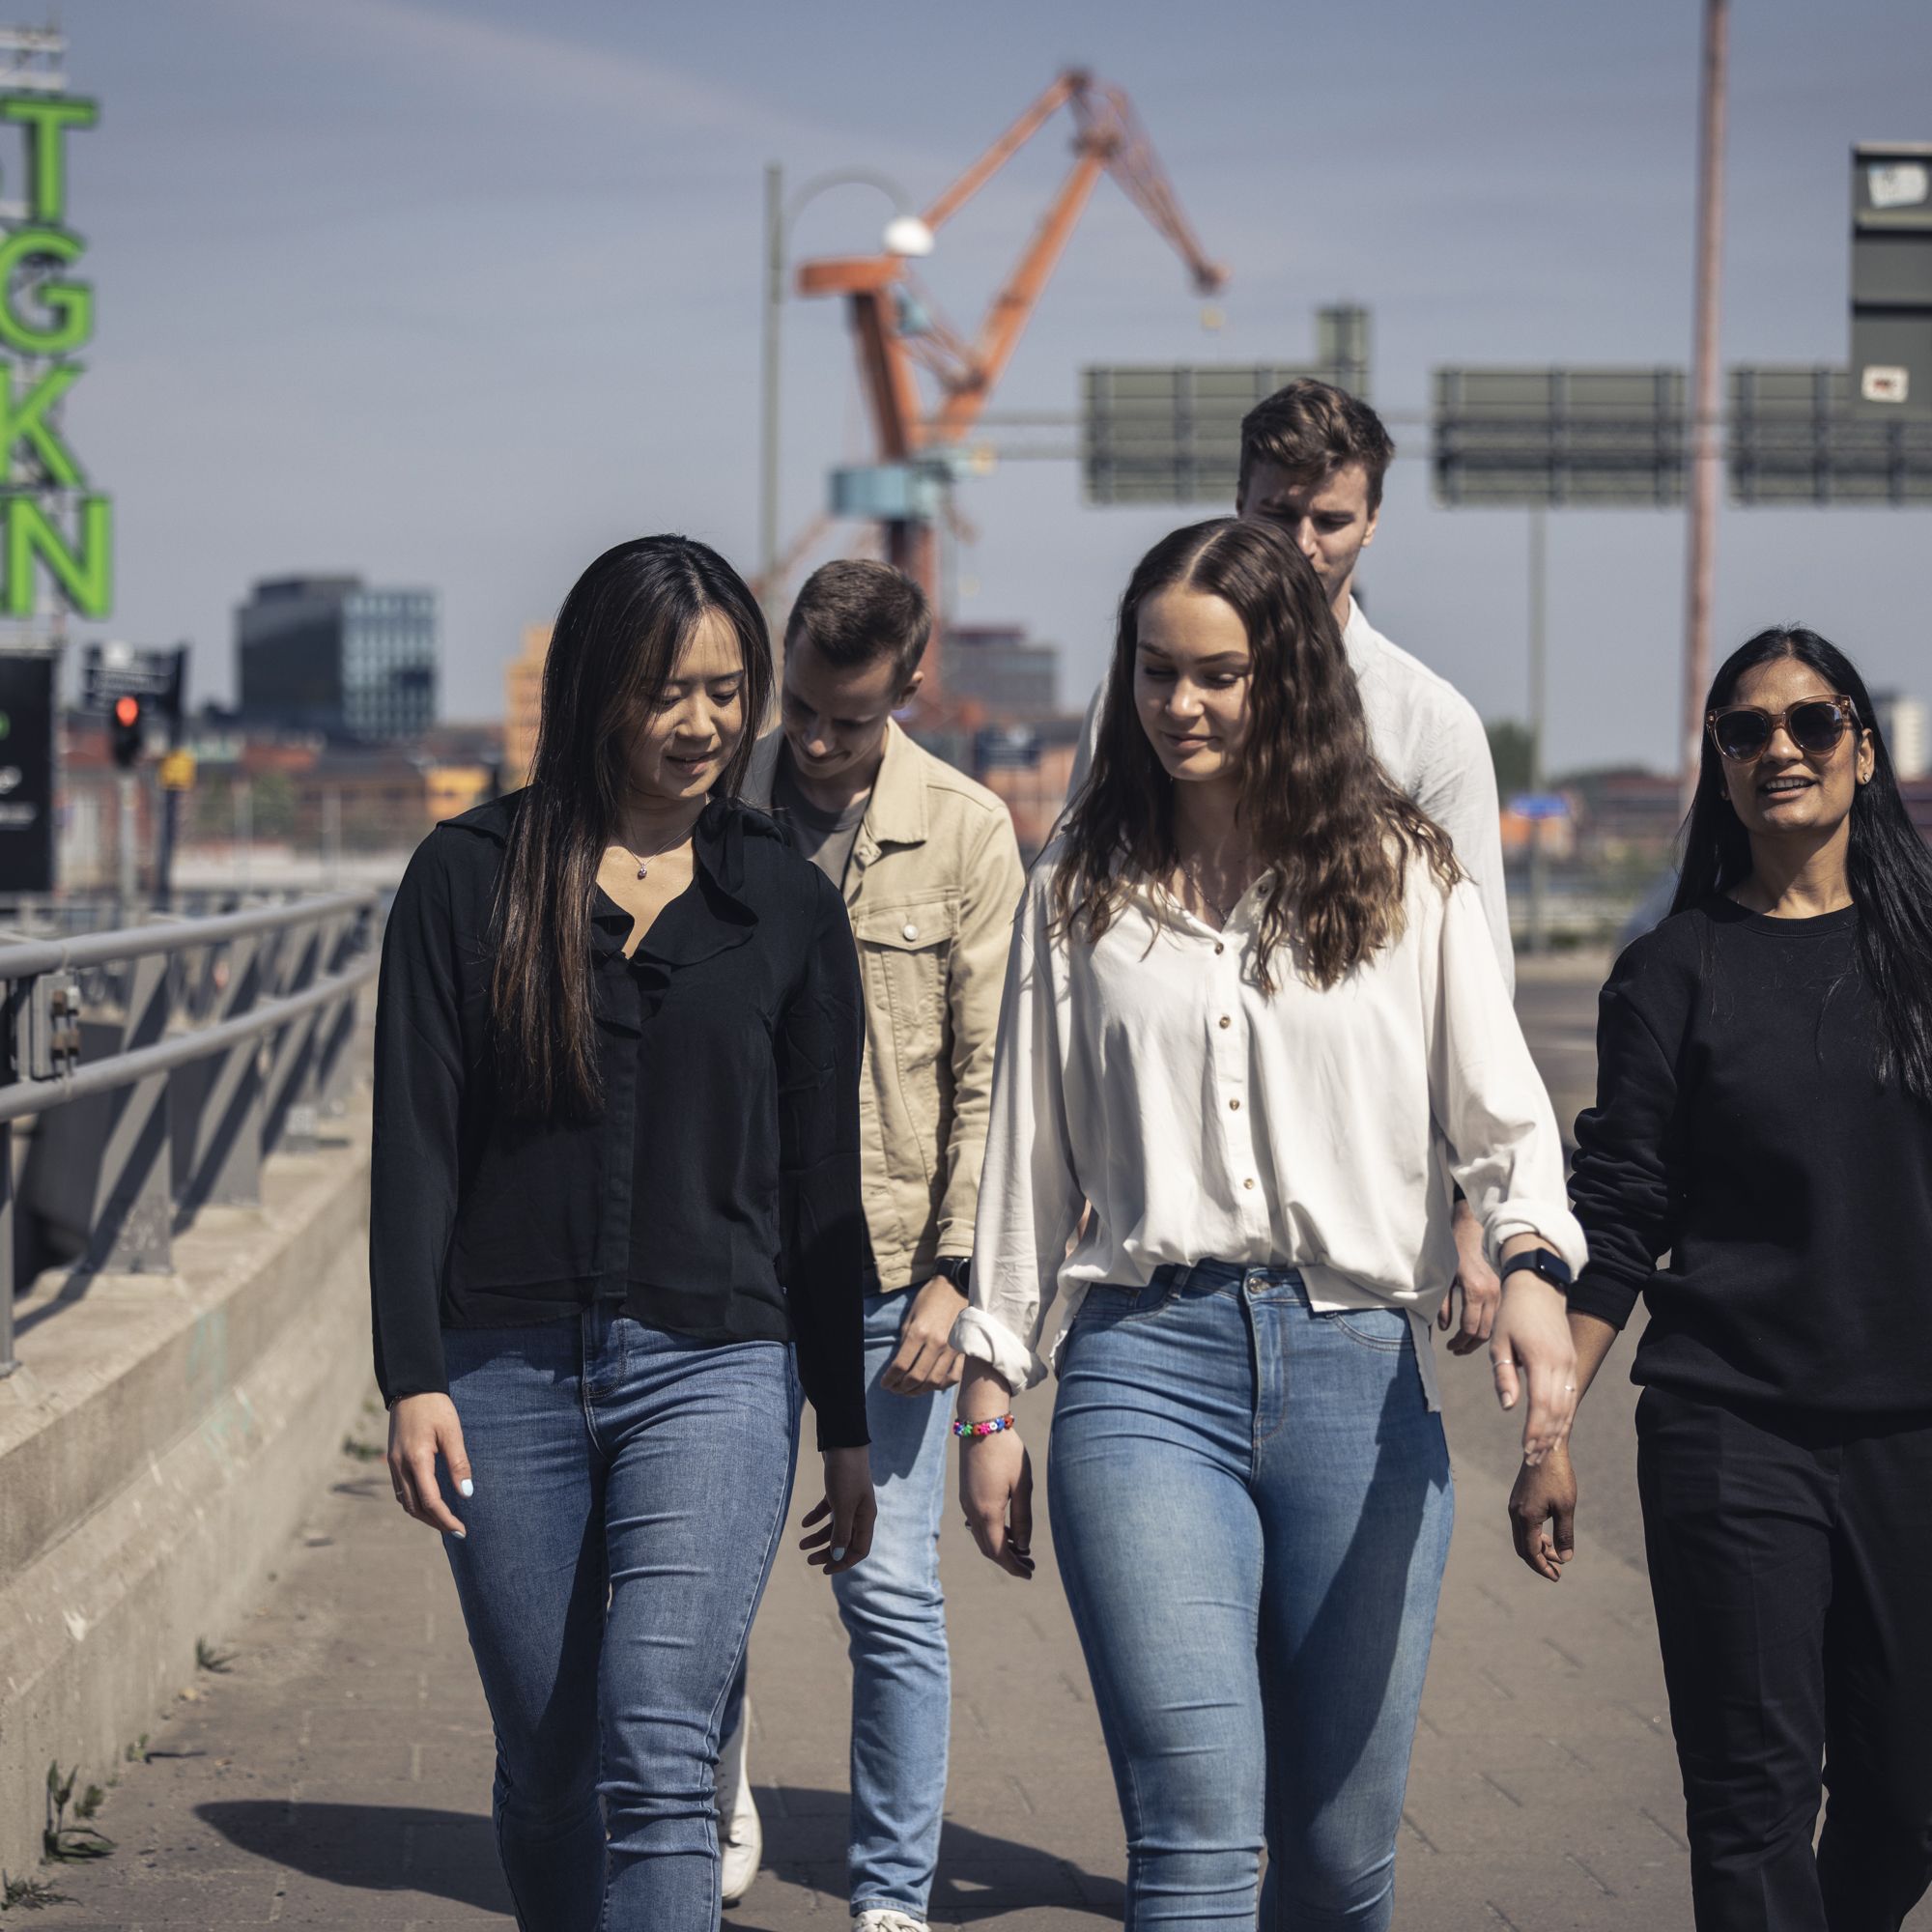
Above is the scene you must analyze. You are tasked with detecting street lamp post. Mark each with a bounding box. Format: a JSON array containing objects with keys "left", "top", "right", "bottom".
[
  {"left": 1680, "top": 0, "right": 1730, "bottom": 811},
  {"left": 756, "top": 164, "right": 933, "bottom": 659}
]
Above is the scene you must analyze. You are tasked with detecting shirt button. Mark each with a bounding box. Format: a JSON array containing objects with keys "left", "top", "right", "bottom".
[
  {"left": 1229, "top": 1097, "right": 1240, "bottom": 1111},
  {"left": 902, "top": 922, "right": 919, "bottom": 941},
  {"left": 1243, "top": 1178, "right": 1256, "bottom": 1191},
  {"left": 1218, "top": 1015, "right": 1231, "bottom": 1029},
  {"left": 1213, "top": 942, "right": 1225, "bottom": 955}
]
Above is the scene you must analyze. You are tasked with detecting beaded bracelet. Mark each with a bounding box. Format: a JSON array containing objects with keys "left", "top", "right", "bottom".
[{"left": 952, "top": 1413, "right": 1016, "bottom": 1440}]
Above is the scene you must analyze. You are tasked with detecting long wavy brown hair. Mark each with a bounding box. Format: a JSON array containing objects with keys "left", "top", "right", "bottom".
[
  {"left": 1054, "top": 518, "right": 1457, "bottom": 991},
  {"left": 491, "top": 534, "right": 772, "bottom": 1120}
]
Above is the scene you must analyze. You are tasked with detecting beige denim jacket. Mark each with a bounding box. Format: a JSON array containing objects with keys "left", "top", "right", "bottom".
[{"left": 744, "top": 722, "right": 1026, "bottom": 1293}]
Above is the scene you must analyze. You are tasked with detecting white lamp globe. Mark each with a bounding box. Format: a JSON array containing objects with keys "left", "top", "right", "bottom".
[{"left": 883, "top": 215, "right": 936, "bottom": 259}]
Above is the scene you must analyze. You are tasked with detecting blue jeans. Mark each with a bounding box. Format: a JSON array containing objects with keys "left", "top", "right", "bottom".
[
  {"left": 1048, "top": 1263, "right": 1453, "bottom": 1931},
  {"left": 440, "top": 1308, "right": 801, "bottom": 1932},
  {"left": 727, "top": 1288, "right": 952, "bottom": 1917}
]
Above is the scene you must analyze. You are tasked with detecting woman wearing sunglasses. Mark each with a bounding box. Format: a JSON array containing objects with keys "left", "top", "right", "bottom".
[{"left": 1509, "top": 627, "right": 1932, "bottom": 1930}]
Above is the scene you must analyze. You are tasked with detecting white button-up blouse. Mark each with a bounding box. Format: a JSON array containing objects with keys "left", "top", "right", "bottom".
[{"left": 952, "top": 848, "right": 1586, "bottom": 1407}]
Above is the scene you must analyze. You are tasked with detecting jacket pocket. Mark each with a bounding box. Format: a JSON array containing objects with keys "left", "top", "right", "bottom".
[{"left": 850, "top": 895, "right": 957, "bottom": 1077}]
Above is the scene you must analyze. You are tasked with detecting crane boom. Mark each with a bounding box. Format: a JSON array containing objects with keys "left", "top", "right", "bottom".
[
  {"left": 920, "top": 71, "right": 1081, "bottom": 234},
  {"left": 1075, "top": 83, "right": 1225, "bottom": 297},
  {"left": 930, "top": 147, "right": 1109, "bottom": 443},
  {"left": 790, "top": 69, "right": 1226, "bottom": 696}
]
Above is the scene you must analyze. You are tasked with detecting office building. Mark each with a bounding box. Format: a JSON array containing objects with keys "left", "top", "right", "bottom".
[{"left": 236, "top": 576, "right": 437, "bottom": 744}]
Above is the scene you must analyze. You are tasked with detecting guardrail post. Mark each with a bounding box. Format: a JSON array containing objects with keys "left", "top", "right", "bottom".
[
  {"left": 180, "top": 935, "right": 265, "bottom": 1212},
  {"left": 1, "top": 966, "right": 17, "bottom": 1375},
  {"left": 262, "top": 916, "right": 324, "bottom": 1155},
  {"left": 0, "top": 1119, "right": 14, "bottom": 1378},
  {"left": 89, "top": 951, "right": 173, "bottom": 1272},
  {"left": 312, "top": 910, "right": 367, "bottom": 1118}
]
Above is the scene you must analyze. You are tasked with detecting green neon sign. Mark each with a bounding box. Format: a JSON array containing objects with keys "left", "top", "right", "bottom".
[{"left": 0, "top": 88, "right": 108, "bottom": 620}]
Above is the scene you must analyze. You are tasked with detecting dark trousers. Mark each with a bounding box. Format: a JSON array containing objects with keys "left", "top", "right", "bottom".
[{"left": 1637, "top": 1386, "right": 1932, "bottom": 1932}]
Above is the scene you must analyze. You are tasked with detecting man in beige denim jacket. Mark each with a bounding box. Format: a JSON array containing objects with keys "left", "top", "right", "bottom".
[{"left": 721, "top": 561, "right": 1025, "bottom": 1932}]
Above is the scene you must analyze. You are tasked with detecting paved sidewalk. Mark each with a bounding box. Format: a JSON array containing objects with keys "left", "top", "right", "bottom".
[
  {"left": 0, "top": 1378, "right": 1790, "bottom": 1932},
  {"left": 27, "top": 1387, "right": 1932, "bottom": 1929}
]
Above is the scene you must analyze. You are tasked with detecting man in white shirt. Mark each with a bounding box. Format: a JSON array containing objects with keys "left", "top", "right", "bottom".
[{"left": 1069, "top": 379, "right": 1511, "bottom": 1351}]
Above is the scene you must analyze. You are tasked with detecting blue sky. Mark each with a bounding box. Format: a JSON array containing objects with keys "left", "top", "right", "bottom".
[{"left": 58, "top": 0, "right": 1932, "bottom": 771}]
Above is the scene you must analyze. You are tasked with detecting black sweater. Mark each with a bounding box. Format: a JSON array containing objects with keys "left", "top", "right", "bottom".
[
  {"left": 369, "top": 790, "right": 870, "bottom": 1449},
  {"left": 1569, "top": 896, "right": 1932, "bottom": 1417}
]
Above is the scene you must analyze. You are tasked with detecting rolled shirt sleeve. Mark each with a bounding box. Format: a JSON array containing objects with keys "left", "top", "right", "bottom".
[{"left": 1424, "top": 876, "right": 1586, "bottom": 1276}]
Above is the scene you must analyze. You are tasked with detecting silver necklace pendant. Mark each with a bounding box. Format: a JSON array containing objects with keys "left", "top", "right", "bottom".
[{"left": 636, "top": 859, "right": 649, "bottom": 880}]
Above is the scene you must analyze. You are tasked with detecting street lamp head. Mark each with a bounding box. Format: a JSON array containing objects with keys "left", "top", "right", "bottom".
[{"left": 883, "top": 214, "right": 935, "bottom": 259}]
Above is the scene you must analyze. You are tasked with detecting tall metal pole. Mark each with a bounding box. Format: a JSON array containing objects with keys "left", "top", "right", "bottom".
[
  {"left": 1680, "top": 0, "right": 1730, "bottom": 812},
  {"left": 116, "top": 770, "right": 137, "bottom": 917},
  {"left": 759, "top": 162, "right": 785, "bottom": 674},
  {"left": 1526, "top": 504, "right": 1549, "bottom": 955}
]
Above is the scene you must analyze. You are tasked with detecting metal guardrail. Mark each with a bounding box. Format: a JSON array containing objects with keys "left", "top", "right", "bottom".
[{"left": 0, "top": 891, "right": 379, "bottom": 1377}]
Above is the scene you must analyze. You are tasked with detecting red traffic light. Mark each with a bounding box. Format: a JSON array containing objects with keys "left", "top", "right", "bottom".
[{"left": 110, "top": 692, "right": 146, "bottom": 769}]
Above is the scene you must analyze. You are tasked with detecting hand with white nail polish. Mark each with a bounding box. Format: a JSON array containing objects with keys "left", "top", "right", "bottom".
[
  {"left": 385, "top": 1392, "right": 473, "bottom": 1539},
  {"left": 798, "top": 1445, "right": 875, "bottom": 1579}
]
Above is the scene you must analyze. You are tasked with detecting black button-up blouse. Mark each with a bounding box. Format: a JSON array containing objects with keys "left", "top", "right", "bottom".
[{"left": 369, "top": 789, "right": 869, "bottom": 1449}]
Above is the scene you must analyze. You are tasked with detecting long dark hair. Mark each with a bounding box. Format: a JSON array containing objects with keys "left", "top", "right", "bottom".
[
  {"left": 491, "top": 535, "right": 772, "bottom": 1119},
  {"left": 1054, "top": 518, "right": 1457, "bottom": 990},
  {"left": 1675, "top": 624, "right": 1932, "bottom": 1102}
]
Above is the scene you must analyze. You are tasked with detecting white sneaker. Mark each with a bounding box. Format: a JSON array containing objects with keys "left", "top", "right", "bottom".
[
  {"left": 718, "top": 1700, "right": 761, "bottom": 1907},
  {"left": 854, "top": 1913, "right": 928, "bottom": 1932}
]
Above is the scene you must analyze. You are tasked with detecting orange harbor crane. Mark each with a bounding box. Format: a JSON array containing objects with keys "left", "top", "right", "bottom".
[{"left": 794, "top": 69, "right": 1226, "bottom": 716}]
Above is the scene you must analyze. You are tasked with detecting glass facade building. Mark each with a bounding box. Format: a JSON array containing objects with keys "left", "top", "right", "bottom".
[{"left": 236, "top": 576, "right": 438, "bottom": 743}]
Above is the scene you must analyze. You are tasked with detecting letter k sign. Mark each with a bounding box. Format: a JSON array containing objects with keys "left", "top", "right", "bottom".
[{"left": 0, "top": 364, "right": 82, "bottom": 487}]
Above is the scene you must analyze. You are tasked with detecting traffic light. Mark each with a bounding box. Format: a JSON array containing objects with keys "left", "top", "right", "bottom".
[{"left": 110, "top": 693, "right": 144, "bottom": 769}]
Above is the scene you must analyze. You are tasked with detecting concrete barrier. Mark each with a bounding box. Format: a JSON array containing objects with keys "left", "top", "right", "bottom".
[{"left": 0, "top": 1111, "right": 374, "bottom": 1876}]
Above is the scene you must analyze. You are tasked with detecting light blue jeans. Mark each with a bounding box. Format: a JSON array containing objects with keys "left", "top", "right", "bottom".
[
  {"left": 726, "top": 1286, "right": 952, "bottom": 1917},
  {"left": 1048, "top": 1262, "right": 1454, "bottom": 1931},
  {"left": 440, "top": 1307, "right": 801, "bottom": 1932}
]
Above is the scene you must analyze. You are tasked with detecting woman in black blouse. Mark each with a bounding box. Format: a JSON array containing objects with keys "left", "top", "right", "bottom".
[
  {"left": 1508, "top": 628, "right": 1932, "bottom": 1931},
  {"left": 372, "top": 535, "right": 875, "bottom": 1931}
]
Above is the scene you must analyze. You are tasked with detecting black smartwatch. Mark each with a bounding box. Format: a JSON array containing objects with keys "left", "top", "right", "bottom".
[
  {"left": 1499, "top": 1246, "right": 1573, "bottom": 1293},
  {"left": 931, "top": 1256, "right": 972, "bottom": 1293}
]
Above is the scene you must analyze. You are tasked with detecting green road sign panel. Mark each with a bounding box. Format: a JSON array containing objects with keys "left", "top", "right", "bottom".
[
  {"left": 1730, "top": 365, "right": 1932, "bottom": 503},
  {"left": 1082, "top": 308, "right": 1370, "bottom": 507},
  {"left": 1433, "top": 367, "right": 1688, "bottom": 508}
]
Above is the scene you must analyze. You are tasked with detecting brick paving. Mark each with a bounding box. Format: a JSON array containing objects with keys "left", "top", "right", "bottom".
[{"left": 24, "top": 969, "right": 1929, "bottom": 1931}]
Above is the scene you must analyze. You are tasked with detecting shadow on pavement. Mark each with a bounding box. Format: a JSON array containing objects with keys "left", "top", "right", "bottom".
[
  {"left": 196, "top": 1802, "right": 512, "bottom": 1914},
  {"left": 200, "top": 1789, "right": 1124, "bottom": 1923},
  {"left": 748, "top": 1783, "right": 1124, "bottom": 1923}
]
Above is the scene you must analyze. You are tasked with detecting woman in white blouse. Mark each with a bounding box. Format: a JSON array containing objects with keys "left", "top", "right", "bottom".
[{"left": 951, "top": 518, "right": 1584, "bottom": 1930}]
